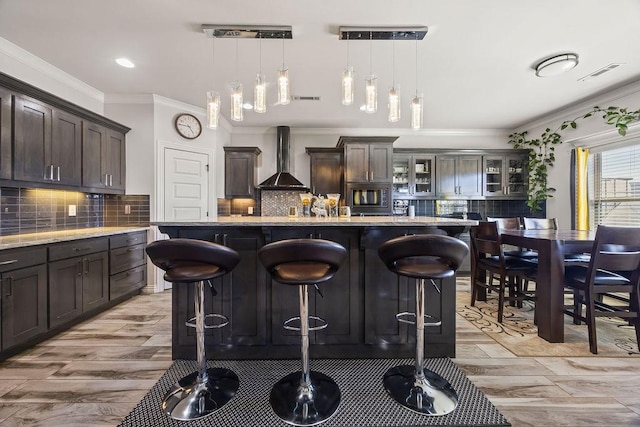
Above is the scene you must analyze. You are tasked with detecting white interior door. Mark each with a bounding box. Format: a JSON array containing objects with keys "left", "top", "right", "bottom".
[{"left": 164, "top": 148, "right": 209, "bottom": 221}]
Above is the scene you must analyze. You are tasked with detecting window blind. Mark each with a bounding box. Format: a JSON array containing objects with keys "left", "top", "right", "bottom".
[{"left": 588, "top": 144, "right": 640, "bottom": 227}]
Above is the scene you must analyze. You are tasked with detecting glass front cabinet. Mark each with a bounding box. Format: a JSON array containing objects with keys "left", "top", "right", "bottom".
[
  {"left": 483, "top": 155, "right": 528, "bottom": 198},
  {"left": 392, "top": 154, "right": 434, "bottom": 198}
]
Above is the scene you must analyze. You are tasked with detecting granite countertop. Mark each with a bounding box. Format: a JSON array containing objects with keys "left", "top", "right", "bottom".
[
  {"left": 0, "top": 226, "right": 149, "bottom": 250},
  {"left": 153, "top": 216, "right": 477, "bottom": 227}
]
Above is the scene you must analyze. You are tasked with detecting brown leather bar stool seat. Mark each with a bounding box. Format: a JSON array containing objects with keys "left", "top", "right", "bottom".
[
  {"left": 378, "top": 234, "right": 469, "bottom": 416},
  {"left": 146, "top": 238, "right": 240, "bottom": 421},
  {"left": 258, "top": 238, "right": 347, "bottom": 426}
]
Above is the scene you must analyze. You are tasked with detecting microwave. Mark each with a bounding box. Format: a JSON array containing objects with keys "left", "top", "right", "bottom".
[{"left": 346, "top": 183, "right": 392, "bottom": 215}]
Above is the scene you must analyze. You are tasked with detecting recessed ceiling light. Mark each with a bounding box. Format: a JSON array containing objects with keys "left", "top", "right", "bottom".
[
  {"left": 115, "top": 57, "right": 135, "bottom": 68},
  {"left": 535, "top": 53, "right": 579, "bottom": 77}
]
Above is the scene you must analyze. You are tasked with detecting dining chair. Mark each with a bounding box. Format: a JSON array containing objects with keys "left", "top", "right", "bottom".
[
  {"left": 563, "top": 225, "right": 640, "bottom": 354},
  {"left": 470, "top": 221, "right": 537, "bottom": 323}
]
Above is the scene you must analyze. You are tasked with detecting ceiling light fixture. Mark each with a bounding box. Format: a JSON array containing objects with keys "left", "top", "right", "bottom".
[
  {"left": 206, "top": 37, "right": 220, "bottom": 129},
  {"left": 254, "top": 34, "right": 267, "bottom": 114},
  {"left": 410, "top": 34, "right": 423, "bottom": 130},
  {"left": 364, "top": 31, "right": 377, "bottom": 114},
  {"left": 342, "top": 32, "right": 354, "bottom": 106},
  {"left": 115, "top": 57, "right": 134, "bottom": 68},
  {"left": 230, "top": 38, "right": 243, "bottom": 122},
  {"left": 277, "top": 32, "right": 291, "bottom": 105},
  {"left": 535, "top": 53, "right": 579, "bottom": 77},
  {"left": 388, "top": 35, "right": 400, "bottom": 122}
]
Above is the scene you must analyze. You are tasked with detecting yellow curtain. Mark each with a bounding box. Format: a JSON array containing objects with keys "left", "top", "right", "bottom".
[{"left": 575, "top": 147, "right": 589, "bottom": 230}]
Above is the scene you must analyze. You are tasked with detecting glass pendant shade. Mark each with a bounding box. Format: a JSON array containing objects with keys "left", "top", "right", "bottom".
[
  {"left": 388, "top": 86, "right": 400, "bottom": 122},
  {"left": 342, "top": 67, "right": 354, "bottom": 106},
  {"left": 206, "top": 90, "right": 221, "bottom": 129},
  {"left": 254, "top": 73, "right": 267, "bottom": 113},
  {"left": 230, "top": 82, "right": 244, "bottom": 122},
  {"left": 411, "top": 95, "right": 423, "bottom": 129},
  {"left": 277, "top": 69, "right": 290, "bottom": 105},
  {"left": 365, "top": 75, "right": 377, "bottom": 114}
]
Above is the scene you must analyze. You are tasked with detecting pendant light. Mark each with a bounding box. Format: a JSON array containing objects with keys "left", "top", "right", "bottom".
[
  {"left": 206, "top": 36, "right": 221, "bottom": 129},
  {"left": 254, "top": 34, "right": 267, "bottom": 113},
  {"left": 277, "top": 33, "right": 291, "bottom": 105},
  {"left": 364, "top": 31, "right": 377, "bottom": 114},
  {"left": 230, "top": 38, "right": 243, "bottom": 121},
  {"left": 342, "top": 33, "right": 354, "bottom": 105},
  {"left": 410, "top": 34, "right": 423, "bottom": 129},
  {"left": 388, "top": 35, "right": 400, "bottom": 122}
]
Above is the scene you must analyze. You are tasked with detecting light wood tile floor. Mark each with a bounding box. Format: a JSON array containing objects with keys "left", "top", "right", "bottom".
[{"left": 0, "top": 279, "right": 639, "bottom": 426}]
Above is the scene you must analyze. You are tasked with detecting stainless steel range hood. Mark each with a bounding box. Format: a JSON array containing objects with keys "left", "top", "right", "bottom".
[{"left": 258, "top": 126, "right": 309, "bottom": 191}]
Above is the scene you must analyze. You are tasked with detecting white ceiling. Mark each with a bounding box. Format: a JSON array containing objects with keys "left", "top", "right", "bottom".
[{"left": 1, "top": 0, "right": 639, "bottom": 131}]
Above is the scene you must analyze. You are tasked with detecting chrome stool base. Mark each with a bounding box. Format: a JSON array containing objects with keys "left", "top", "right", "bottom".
[
  {"left": 270, "top": 370, "right": 341, "bottom": 426},
  {"left": 383, "top": 365, "right": 458, "bottom": 416},
  {"left": 162, "top": 367, "right": 239, "bottom": 421}
]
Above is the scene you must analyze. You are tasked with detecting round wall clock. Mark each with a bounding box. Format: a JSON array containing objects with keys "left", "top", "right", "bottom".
[{"left": 174, "top": 113, "right": 202, "bottom": 139}]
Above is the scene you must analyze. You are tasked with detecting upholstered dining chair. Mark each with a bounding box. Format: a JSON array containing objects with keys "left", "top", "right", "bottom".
[{"left": 563, "top": 225, "right": 640, "bottom": 354}]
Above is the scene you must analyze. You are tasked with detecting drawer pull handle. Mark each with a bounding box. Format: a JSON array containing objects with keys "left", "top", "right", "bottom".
[
  {"left": 73, "top": 247, "right": 91, "bottom": 252},
  {"left": 5, "top": 277, "right": 12, "bottom": 296},
  {"left": 0, "top": 259, "right": 18, "bottom": 266}
]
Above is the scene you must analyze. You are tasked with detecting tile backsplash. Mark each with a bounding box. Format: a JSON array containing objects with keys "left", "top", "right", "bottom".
[{"left": 0, "top": 187, "right": 149, "bottom": 236}]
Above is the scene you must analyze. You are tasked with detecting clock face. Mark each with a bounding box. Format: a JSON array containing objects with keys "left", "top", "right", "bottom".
[{"left": 175, "top": 113, "right": 202, "bottom": 139}]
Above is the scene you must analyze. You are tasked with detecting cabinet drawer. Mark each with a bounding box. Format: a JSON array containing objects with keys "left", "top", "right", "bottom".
[
  {"left": 49, "top": 238, "right": 109, "bottom": 262},
  {"left": 110, "top": 231, "right": 147, "bottom": 249},
  {"left": 110, "top": 264, "right": 146, "bottom": 300},
  {"left": 0, "top": 246, "right": 47, "bottom": 273},
  {"left": 110, "top": 243, "right": 146, "bottom": 274}
]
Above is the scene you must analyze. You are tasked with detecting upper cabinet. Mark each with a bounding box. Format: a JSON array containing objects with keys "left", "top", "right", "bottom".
[
  {"left": 338, "top": 136, "right": 397, "bottom": 183},
  {"left": 224, "top": 147, "right": 261, "bottom": 198},
  {"left": 306, "top": 147, "right": 343, "bottom": 196},
  {"left": 0, "top": 88, "right": 12, "bottom": 180},
  {"left": 483, "top": 153, "right": 528, "bottom": 198},
  {"left": 0, "top": 72, "right": 129, "bottom": 193},
  {"left": 82, "top": 122, "right": 125, "bottom": 193},
  {"left": 435, "top": 155, "right": 483, "bottom": 197},
  {"left": 392, "top": 152, "right": 434, "bottom": 198}
]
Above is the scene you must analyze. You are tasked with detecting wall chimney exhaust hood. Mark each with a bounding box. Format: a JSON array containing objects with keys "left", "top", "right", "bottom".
[{"left": 258, "top": 126, "right": 309, "bottom": 191}]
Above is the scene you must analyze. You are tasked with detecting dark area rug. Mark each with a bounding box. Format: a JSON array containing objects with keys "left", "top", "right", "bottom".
[{"left": 119, "top": 358, "right": 510, "bottom": 427}]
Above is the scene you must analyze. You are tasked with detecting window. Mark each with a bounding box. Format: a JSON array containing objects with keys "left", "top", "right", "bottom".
[{"left": 588, "top": 143, "right": 640, "bottom": 227}]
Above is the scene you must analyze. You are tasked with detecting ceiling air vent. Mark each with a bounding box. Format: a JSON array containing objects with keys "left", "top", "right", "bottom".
[
  {"left": 578, "top": 63, "right": 623, "bottom": 82},
  {"left": 292, "top": 96, "right": 321, "bottom": 101}
]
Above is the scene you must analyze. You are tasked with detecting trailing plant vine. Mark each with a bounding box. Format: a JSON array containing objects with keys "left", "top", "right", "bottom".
[{"left": 508, "top": 106, "right": 640, "bottom": 212}]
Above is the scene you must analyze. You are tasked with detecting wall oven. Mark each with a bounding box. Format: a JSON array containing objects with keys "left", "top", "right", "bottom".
[{"left": 346, "top": 183, "right": 392, "bottom": 215}]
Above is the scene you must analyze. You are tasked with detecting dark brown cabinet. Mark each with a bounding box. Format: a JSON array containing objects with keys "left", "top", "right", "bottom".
[
  {"left": 12, "top": 95, "right": 53, "bottom": 183},
  {"left": 224, "top": 147, "right": 261, "bottom": 198},
  {"left": 483, "top": 153, "right": 528, "bottom": 198},
  {"left": 0, "top": 247, "right": 47, "bottom": 351},
  {"left": 0, "top": 87, "right": 11, "bottom": 180},
  {"left": 109, "top": 231, "right": 147, "bottom": 300},
  {"left": 338, "top": 136, "right": 396, "bottom": 184},
  {"left": 306, "top": 147, "right": 343, "bottom": 196},
  {"left": 82, "top": 122, "right": 126, "bottom": 193},
  {"left": 435, "top": 155, "right": 483, "bottom": 197},
  {"left": 392, "top": 152, "right": 435, "bottom": 198},
  {"left": 49, "top": 238, "right": 109, "bottom": 328}
]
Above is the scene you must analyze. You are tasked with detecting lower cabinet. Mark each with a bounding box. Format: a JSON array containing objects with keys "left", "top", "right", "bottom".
[
  {"left": 109, "top": 231, "right": 147, "bottom": 300},
  {"left": 1, "top": 248, "right": 48, "bottom": 350}
]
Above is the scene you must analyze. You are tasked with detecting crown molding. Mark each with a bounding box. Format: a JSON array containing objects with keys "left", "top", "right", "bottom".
[
  {"left": 230, "top": 126, "right": 510, "bottom": 138},
  {"left": 0, "top": 37, "right": 104, "bottom": 104}
]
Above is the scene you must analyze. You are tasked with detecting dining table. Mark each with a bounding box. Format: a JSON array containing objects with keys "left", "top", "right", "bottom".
[{"left": 498, "top": 229, "right": 596, "bottom": 343}]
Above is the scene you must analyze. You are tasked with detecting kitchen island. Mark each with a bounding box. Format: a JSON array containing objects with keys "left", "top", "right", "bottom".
[{"left": 154, "top": 216, "right": 476, "bottom": 360}]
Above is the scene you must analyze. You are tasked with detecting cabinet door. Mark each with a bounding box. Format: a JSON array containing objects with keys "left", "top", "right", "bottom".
[
  {"left": 344, "top": 143, "right": 369, "bottom": 182},
  {"left": 308, "top": 149, "right": 343, "bottom": 196},
  {"left": 1, "top": 265, "right": 47, "bottom": 349},
  {"left": 49, "top": 257, "right": 83, "bottom": 328},
  {"left": 106, "top": 130, "right": 126, "bottom": 191},
  {"left": 225, "top": 152, "right": 255, "bottom": 198},
  {"left": 506, "top": 155, "right": 528, "bottom": 197},
  {"left": 82, "top": 122, "right": 107, "bottom": 189},
  {"left": 52, "top": 110, "right": 82, "bottom": 186},
  {"left": 13, "top": 95, "right": 52, "bottom": 183},
  {"left": 0, "top": 87, "right": 11, "bottom": 180},
  {"left": 435, "top": 156, "right": 458, "bottom": 196},
  {"left": 392, "top": 155, "right": 411, "bottom": 196},
  {"left": 369, "top": 144, "right": 393, "bottom": 182},
  {"left": 412, "top": 155, "right": 434, "bottom": 197},
  {"left": 82, "top": 252, "right": 109, "bottom": 312},
  {"left": 457, "top": 156, "right": 483, "bottom": 197},
  {"left": 483, "top": 156, "right": 505, "bottom": 197}
]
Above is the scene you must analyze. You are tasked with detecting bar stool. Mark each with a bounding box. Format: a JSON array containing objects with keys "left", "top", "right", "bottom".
[
  {"left": 378, "top": 233, "right": 469, "bottom": 416},
  {"left": 146, "top": 238, "right": 240, "bottom": 421},
  {"left": 258, "top": 238, "right": 347, "bottom": 426}
]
